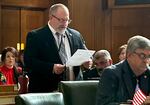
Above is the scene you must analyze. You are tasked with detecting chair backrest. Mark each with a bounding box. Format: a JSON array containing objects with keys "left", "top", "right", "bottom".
[
  {"left": 59, "top": 80, "right": 99, "bottom": 105},
  {"left": 15, "top": 92, "right": 64, "bottom": 105}
]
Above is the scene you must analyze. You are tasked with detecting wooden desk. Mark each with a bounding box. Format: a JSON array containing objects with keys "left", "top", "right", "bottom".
[
  {"left": 0, "top": 94, "right": 16, "bottom": 105},
  {"left": 0, "top": 85, "right": 18, "bottom": 105}
]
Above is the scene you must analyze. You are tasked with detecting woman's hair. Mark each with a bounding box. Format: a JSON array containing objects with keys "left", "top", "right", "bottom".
[
  {"left": 1, "top": 47, "right": 21, "bottom": 83},
  {"left": 118, "top": 44, "right": 127, "bottom": 55},
  {"left": 1, "top": 46, "right": 18, "bottom": 62}
]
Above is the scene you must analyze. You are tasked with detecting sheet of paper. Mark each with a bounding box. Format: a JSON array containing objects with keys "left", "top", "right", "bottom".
[{"left": 66, "top": 49, "right": 95, "bottom": 67}]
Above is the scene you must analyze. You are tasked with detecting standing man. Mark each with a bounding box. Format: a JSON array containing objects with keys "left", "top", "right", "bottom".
[
  {"left": 24, "top": 3, "right": 91, "bottom": 93},
  {"left": 96, "top": 35, "right": 150, "bottom": 105}
]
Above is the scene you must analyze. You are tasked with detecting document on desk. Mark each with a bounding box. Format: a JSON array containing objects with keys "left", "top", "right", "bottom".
[{"left": 66, "top": 49, "right": 95, "bottom": 67}]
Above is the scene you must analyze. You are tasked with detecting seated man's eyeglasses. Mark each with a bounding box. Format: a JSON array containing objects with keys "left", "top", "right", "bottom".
[
  {"left": 52, "top": 15, "right": 72, "bottom": 23},
  {"left": 134, "top": 52, "right": 150, "bottom": 60}
]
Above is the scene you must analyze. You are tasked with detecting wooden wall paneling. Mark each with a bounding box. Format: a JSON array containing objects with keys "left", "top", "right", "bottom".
[
  {"left": 0, "top": 0, "right": 53, "bottom": 52},
  {"left": 44, "top": 8, "right": 50, "bottom": 24},
  {"left": 68, "top": 0, "right": 113, "bottom": 53},
  {"left": 68, "top": 0, "right": 90, "bottom": 48},
  {"left": 108, "top": 0, "right": 115, "bottom": 8},
  {"left": 52, "top": 0, "right": 68, "bottom": 6},
  {"left": 1, "top": 7, "right": 20, "bottom": 50},
  {"left": 21, "top": 9, "right": 45, "bottom": 45},
  {"left": 140, "top": 8, "right": 150, "bottom": 39},
  {"left": 0, "top": 4, "right": 2, "bottom": 51},
  {"left": 1, "top": 0, "right": 51, "bottom": 9},
  {"left": 111, "top": 8, "right": 141, "bottom": 62},
  {"left": 111, "top": 8, "right": 150, "bottom": 63},
  {"left": 103, "top": 9, "right": 113, "bottom": 55},
  {"left": 94, "top": 0, "right": 106, "bottom": 51},
  {"left": 68, "top": 0, "right": 96, "bottom": 50}
]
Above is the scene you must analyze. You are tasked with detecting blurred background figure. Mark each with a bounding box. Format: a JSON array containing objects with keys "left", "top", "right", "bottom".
[
  {"left": 0, "top": 54, "right": 2, "bottom": 66},
  {"left": 17, "top": 50, "right": 25, "bottom": 69},
  {"left": 83, "top": 50, "right": 113, "bottom": 80},
  {"left": 118, "top": 44, "right": 127, "bottom": 61},
  {"left": 0, "top": 47, "right": 22, "bottom": 85},
  {"left": 16, "top": 50, "right": 29, "bottom": 94}
]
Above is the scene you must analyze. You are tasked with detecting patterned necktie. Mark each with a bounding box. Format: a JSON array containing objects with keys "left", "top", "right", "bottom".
[
  {"left": 56, "top": 32, "right": 74, "bottom": 81},
  {"left": 56, "top": 32, "right": 68, "bottom": 64}
]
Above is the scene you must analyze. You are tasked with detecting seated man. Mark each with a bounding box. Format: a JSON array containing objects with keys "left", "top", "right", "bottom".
[
  {"left": 96, "top": 35, "right": 150, "bottom": 105},
  {"left": 83, "top": 50, "right": 113, "bottom": 80}
]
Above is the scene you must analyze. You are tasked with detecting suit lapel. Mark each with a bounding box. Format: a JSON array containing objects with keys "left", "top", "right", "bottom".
[
  {"left": 123, "top": 61, "right": 135, "bottom": 98},
  {"left": 140, "top": 70, "right": 150, "bottom": 95},
  {"left": 44, "top": 25, "right": 62, "bottom": 63},
  {"left": 45, "top": 25, "right": 59, "bottom": 51},
  {"left": 65, "top": 29, "right": 74, "bottom": 55}
]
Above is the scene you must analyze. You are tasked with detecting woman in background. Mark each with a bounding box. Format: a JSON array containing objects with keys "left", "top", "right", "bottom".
[
  {"left": 118, "top": 44, "right": 127, "bottom": 61},
  {"left": 0, "top": 47, "right": 22, "bottom": 85}
]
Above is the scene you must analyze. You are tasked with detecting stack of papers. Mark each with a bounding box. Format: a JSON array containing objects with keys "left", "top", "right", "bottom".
[{"left": 66, "top": 49, "right": 95, "bottom": 67}]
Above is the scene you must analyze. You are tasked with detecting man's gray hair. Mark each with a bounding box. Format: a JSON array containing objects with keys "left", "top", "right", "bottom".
[
  {"left": 49, "top": 3, "right": 69, "bottom": 16},
  {"left": 126, "top": 35, "right": 150, "bottom": 53},
  {"left": 93, "top": 50, "right": 112, "bottom": 60}
]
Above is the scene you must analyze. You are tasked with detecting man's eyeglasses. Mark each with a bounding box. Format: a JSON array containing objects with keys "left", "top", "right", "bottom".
[
  {"left": 52, "top": 15, "right": 72, "bottom": 23},
  {"left": 134, "top": 52, "right": 150, "bottom": 60}
]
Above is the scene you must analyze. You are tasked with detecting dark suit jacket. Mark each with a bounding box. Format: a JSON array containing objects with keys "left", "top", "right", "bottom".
[
  {"left": 24, "top": 25, "right": 86, "bottom": 92},
  {"left": 95, "top": 60, "right": 150, "bottom": 105},
  {"left": 83, "top": 68, "right": 103, "bottom": 80}
]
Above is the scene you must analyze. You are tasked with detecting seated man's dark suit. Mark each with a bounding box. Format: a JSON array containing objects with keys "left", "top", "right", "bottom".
[
  {"left": 83, "top": 68, "right": 103, "bottom": 80},
  {"left": 24, "top": 25, "right": 86, "bottom": 92},
  {"left": 96, "top": 60, "right": 150, "bottom": 105}
]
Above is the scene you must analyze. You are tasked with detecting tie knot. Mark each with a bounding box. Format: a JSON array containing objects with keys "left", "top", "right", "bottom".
[
  {"left": 56, "top": 32, "right": 61, "bottom": 36},
  {"left": 56, "top": 32, "right": 64, "bottom": 40}
]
